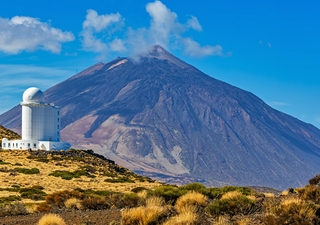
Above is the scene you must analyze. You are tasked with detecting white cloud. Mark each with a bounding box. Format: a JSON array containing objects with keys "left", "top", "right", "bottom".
[
  {"left": 271, "top": 102, "right": 290, "bottom": 106},
  {"left": 182, "top": 38, "right": 223, "bottom": 57},
  {"left": 79, "top": 1, "right": 227, "bottom": 58},
  {"left": 267, "top": 42, "right": 271, "bottom": 48},
  {"left": 187, "top": 16, "right": 202, "bottom": 31},
  {"left": 0, "top": 16, "right": 74, "bottom": 54},
  {"left": 83, "top": 10, "right": 121, "bottom": 32}
]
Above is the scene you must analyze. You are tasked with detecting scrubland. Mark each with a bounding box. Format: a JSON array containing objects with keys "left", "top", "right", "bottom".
[{"left": 1, "top": 149, "right": 320, "bottom": 225}]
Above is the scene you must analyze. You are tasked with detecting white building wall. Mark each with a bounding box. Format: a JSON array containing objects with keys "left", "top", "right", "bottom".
[{"left": 22, "top": 104, "right": 45, "bottom": 141}]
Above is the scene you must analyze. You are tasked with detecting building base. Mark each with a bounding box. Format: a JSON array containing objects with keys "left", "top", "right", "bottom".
[{"left": 1, "top": 138, "right": 71, "bottom": 151}]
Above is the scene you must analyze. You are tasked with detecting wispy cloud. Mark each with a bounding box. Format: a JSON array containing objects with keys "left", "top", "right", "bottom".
[
  {"left": 267, "top": 42, "right": 271, "bottom": 48},
  {"left": 79, "top": 1, "right": 227, "bottom": 59},
  {"left": 0, "top": 64, "right": 74, "bottom": 93},
  {"left": 0, "top": 16, "right": 74, "bottom": 54},
  {"left": 270, "top": 101, "right": 290, "bottom": 106}
]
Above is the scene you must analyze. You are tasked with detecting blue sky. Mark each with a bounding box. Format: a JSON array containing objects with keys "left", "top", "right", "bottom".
[{"left": 0, "top": 0, "right": 320, "bottom": 128}]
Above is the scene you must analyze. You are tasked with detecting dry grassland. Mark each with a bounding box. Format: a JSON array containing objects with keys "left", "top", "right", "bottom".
[{"left": 0, "top": 150, "right": 161, "bottom": 203}]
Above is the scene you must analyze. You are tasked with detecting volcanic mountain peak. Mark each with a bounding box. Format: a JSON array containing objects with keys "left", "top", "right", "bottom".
[{"left": 2, "top": 46, "right": 320, "bottom": 189}]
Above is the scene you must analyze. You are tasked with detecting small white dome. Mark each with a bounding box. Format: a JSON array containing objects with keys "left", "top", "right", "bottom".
[{"left": 23, "top": 87, "right": 45, "bottom": 103}]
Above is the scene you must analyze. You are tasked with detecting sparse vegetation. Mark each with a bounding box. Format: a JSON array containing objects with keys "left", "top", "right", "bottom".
[
  {"left": 48, "top": 169, "right": 95, "bottom": 180},
  {"left": 15, "top": 167, "right": 40, "bottom": 174},
  {"left": 105, "top": 177, "right": 134, "bottom": 183}
]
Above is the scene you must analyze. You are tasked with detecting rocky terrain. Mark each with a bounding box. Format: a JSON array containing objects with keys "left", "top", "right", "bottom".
[{"left": 1, "top": 45, "right": 320, "bottom": 189}]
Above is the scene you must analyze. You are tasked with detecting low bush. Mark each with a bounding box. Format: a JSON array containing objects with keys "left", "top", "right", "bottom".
[
  {"left": 81, "top": 196, "right": 110, "bottom": 210},
  {"left": 0, "top": 159, "right": 11, "bottom": 165},
  {"left": 175, "top": 191, "right": 208, "bottom": 213},
  {"left": 74, "top": 188, "right": 110, "bottom": 197},
  {"left": 105, "top": 177, "right": 134, "bottom": 183},
  {"left": 104, "top": 172, "right": 117, "bottom": 177},
  {"left": 131, "top": 187, "right": 148, "bottom": 193},
  {"left": 15, "top": 167, "right": 40, "bottom": 174},
  {"left": 46, "top": 190, "right": 85, "bottom": 207},
  {"left": 37, "top": 213, "right": 66, "bottom": 225},
  {"left": 19, "top": 188, "right": 46, "bottom": 199},
  {"left": 207, "top": 186, "right": 257, "bottom": 199},
  {"left": 36, "top": 203, "right": 51, "bottom": 212},
  {"left": 36, "top": 158, "right": 50, "bottom": 163},
  {"left": 122, "top": 193, "right": 140, "bottom": 207},
  {"left": 13, "top": 163, "right": 22, "bottom": 166},
  {"left": 309, "top": 174, "right": 320, "bottom": 186},
  {"left": 0, "top": 195, "right": 21, "bottom": 204},
  {"left": 179, "top": 183, "right": 210, "bottom": 196},
  {"left": 0, "top": 202, "right": 29, "bottom": 217},
  {"left": 147, "top": 186, "right": 188, "bottom": 203},
  {"left": 49, "top": 170, "right": 95, "bottom": 180},
  {"left": 11, "top": 185, "right": 20, "bottom": 189},
  {"left": 298, "top": 185, "right": 320, "bottom": 204},
  {"left": 206, "top": 194, "right": 256, "bottom": 217},
  {"left": 262, "top": 198, "right": 319, "bottom": 225}
]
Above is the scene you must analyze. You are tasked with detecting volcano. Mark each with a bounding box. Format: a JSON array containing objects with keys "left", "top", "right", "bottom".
[{"left": 1, "top": 45, "right": 320, "bottom": 189}]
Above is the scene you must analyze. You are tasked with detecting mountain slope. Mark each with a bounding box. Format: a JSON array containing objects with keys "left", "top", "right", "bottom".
[{"left": 1, "top": 45, "right": 320, "bottom": 189}]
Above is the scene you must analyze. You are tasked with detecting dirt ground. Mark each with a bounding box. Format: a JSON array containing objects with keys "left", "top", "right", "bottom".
[{"left": 0, "top": 208, "right": 122, "bottom": 225}]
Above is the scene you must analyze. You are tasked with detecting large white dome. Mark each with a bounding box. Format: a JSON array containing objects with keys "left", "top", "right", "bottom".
[{"left": 23, "top": 87, "right": 45, "bottom": 103}]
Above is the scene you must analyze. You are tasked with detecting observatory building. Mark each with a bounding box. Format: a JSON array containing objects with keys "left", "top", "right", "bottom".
[{"left": 1, "top": 87, "right": 71, "bottom": 150}]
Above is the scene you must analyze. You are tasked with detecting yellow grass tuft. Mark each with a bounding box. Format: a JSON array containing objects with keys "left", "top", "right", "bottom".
[
  {"left": 246, "top": 195, "right": 256, "bottom": 201},
  {"left": 281, "top": 190, "right": 288, "bottom": 196},
  {"left": 162, "top": 205, "right": 197, "bottom": 225},
  {"left": 37, "top": 213, "right": 66, "bottom": 225},
  {"left": 175, "top": 191, "right": 207, "bottom": 213},
  {"left": 137, "top": 190, "right": 148, "bottom": 199},
  {"left": 64, "top": 198, "right": 81, "bottom": 209},
  {"left": 264, "top": 193, "right": 275, "bottom": 198},
  {"left": 236, "top": 217, "right": 254, "bottom": 225},
  {"left": 215, "top": 216, "right": 231, "bottom": 225},
  {"left": 221, "top": 191, "right": 243, "bottom": 200},
  {"left": 146, "top": 196, "right": 165, "bottom": 207},
  {"left": 278, "top": 197, "right": 318, "bottom": 219},
  {"left": 121, "top": 205, "right": 167, "bottom": 225}
]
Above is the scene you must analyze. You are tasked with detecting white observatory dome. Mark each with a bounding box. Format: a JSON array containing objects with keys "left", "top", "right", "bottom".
[{"left": 23, "top": 87, "right": 45, "bottom": 103}]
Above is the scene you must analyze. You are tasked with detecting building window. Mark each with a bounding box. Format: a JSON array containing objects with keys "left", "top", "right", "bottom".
[
  {"left": 3, "top": 143, "right": 5, "bottom": 147},
  {"left": 34, "top": 143, "right": 37, "bottom": 148},
  {"left": 57, "top": 138, "right": 59, "bottom": 142},
  {"left": 8, "top": 143, "right": 10, "bottom": 147},
  {"left": 57, "top": 118, "right": 59, "bottom": 122},
  {"left": 58, "top": 111, "right": 59, "bottom": 116},
  {"left": 28, "top": 143, "right": 30, "bottom": 147},
  {"left": 57, "top": 125, "right": 59, "bottom": 129},
  {"left": 16, "top": 143, "right": 18, "bottom": 147},
  {"left": 57, "top": 131, "right": 59, "bottom": 136}
]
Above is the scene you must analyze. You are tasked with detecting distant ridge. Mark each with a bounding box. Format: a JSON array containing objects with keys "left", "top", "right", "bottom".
[{"left": 1, "top": 45, "right": 320, "bottom": 189}]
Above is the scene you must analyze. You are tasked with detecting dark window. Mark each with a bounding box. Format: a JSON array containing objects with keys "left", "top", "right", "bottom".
[
  {"left": 8, "top": 143, "right": 10, "bottom": 147},
  {"left": 34, "top": 143, "right": 36, "bottom": 148},
  {"left": 57, "top": 138, "right": 59, "bottom": 142},
  {"left": 58, "top": 111, "right": 59, "bottom": 116},
  {"left": 16, "top": 143, "right": 18, "bottom": 147},
  {"left": 3, "top": 143, "right": 5, "bottom": 147},
  {"left": 57, "top": 118, "right": 59, "bottom": 122},
  {"left": 57, "top": 125, "right": 59, "bottom": 129},
  {"left": 57, "top": 131, "right": 59, "bottom": 136},
  {"left": 28, "top": 143, "right": 30, "bottom": 147}
]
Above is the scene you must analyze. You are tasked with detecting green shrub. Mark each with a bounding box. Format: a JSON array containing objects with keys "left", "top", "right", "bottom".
[
  {"left": 147, "top": 186, "right": 188, "bottom": 203},
  {"left": 73, "top": 157, "right": 85, "bottom": 162},
  {"left": 19, "top": 188, "right": 46, "bottom": 199},
  {"left": 49, "top": 170, "right": 95, "bottom": 180},
  {"left": 131, "top": 187, "right": 148, "bottom": 193},
  {"left": 51, "top": 157, "right": 63, "bottom": 161},
  {"left": 122, "top": 193, "right": 140, "bottom": 207},
  {"left": 103, "top": 172, "right": 116, "bottom": 177},
  {"left": 207, "top": 186, "right": 256, "bottom": 199},
  {"left": 80, "top": 196, "right": 110, "bottom": 210},
  {"left": 206, "top": 196, "right": 256, "bottom": 217},
  {"left": 35, "top": 158, "right": 50, "bottom": 163},
  {"left": 13, "top": 163, "right": 22, "bottom": 166},
  {"left": 178, "top": 183, "right": 210, "bottom": 196},
  {"left": 0, "top": 196, "right": 21, "bottom": 204},
  {"left": 11, "top": 185, "right": 20, "bottom": 189},
  {"left": 74, "top": 188, "right": 110, "bottom": 197},
  {"left": 46, "top": 190, "right": 85, "bottom": 207},
  {"left": 0, "top": 160, "right": 10, "bottom": 165},
  {"left": 105, "top": 177, "right": 134, "bottom": 183},
  {"left": 14, "top": 168, "right": 39, "bottom": 174}
]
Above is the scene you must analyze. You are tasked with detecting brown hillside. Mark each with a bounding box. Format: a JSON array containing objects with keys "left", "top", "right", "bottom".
[{"left": 0, "top": 125, "right": 21, "bottom": 146}]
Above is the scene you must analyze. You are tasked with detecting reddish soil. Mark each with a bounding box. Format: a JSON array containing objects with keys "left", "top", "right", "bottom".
[{"left": 0, "top": 208, "right": 121, "bottom": 225}]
